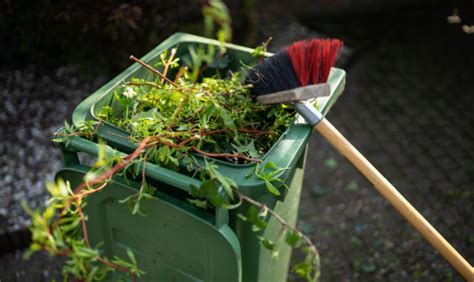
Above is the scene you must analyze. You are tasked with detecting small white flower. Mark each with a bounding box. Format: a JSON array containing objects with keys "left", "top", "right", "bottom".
[{"left": 123, "top": 86, "right": 137, "bottom": 98}]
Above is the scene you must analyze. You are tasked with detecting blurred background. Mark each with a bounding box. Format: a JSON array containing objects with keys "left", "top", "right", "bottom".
[{"left": 0, "top": 0, "right": 473, "bottom": 281}]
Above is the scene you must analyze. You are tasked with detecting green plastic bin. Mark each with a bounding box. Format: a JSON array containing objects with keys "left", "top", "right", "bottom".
[{"left": 58, "top": 33, "right": 346, "bottom": 281}]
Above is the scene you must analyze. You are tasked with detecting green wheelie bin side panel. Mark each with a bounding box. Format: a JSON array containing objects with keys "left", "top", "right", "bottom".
[
  {"left": 233, "top": 152, "right": 306, "bottom": 282},
  {"left": 56, "top": 166, "right": 241, "bottom": 282}
]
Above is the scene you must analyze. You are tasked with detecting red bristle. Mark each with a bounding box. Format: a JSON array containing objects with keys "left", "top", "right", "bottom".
[
  {"left": 285, "top": 38, "right": 343, "bottom": 86},
  {"left": 320, "top": 39, "right": 343, "bottom": 83},
  {"left": 286, "top": 40, "right": 312, "bottom": 86},
  {"left": 309, "top": 40, "right": 321, "bottom": 85}
]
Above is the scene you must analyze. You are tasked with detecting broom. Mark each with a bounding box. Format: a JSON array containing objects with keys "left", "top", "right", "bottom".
[{"left": 248, "top": 39, "right": 473, "bottom": 281}]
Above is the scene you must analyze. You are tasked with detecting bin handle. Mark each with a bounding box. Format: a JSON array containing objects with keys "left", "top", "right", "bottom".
[{"left": 61, "top": 136, "right": 229, "bottom": 229}]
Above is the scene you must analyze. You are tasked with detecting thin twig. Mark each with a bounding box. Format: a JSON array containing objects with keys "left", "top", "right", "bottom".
[
  {"left": 161, "top": 48, "right": 177, "bottom": 83},
  {"left": 73, "top": 182, "right": 108, "bottom": 199},
  {"left": 129, "top": 55, "right": 177, "bottom": 87},
  {"left": 263, "top": 37, "right": 273, "bottom": 49},
  {"left": 76, "top": 199, "right": 91, "bottom": 249}
]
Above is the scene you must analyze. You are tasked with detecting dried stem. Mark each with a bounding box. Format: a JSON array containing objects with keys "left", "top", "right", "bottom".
[
  {"left": 129, "top": 55, "right": 177, "bottom": 87},
  {"left": 161, "top": 48, "right": 177, "bottom": 83},
  {"left": 263, "top": 37, "right": 273, "bottom": 49}
]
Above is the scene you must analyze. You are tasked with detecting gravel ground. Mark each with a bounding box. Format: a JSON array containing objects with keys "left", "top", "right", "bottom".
[
  {"left": 0, "top": 66, "right": 106, "bottom": 236},
  {"left": 1, "top": 5, "right": 473, "bottom": 282}
]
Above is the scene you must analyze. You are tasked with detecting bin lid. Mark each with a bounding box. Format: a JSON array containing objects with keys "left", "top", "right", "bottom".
[{"left": 56, "top": 165, "right": 242, "bottom": 282}]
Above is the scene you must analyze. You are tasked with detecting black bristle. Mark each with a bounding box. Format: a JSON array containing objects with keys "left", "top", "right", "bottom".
[{"left": 247, "top": 51, "right": 301, "bottom": 96}]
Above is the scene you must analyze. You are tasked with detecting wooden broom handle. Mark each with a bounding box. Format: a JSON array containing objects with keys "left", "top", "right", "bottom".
[{"left": 314, "top": 118, "right": 473, "bottom": 281}]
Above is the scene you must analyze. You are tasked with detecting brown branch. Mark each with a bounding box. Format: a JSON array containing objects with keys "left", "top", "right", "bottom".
[
  {"left": 129, "top": 55, "right": 177, "bottom": 87},
  {"left": 73, "top": 137, "right": 152, "bottom": 195},
  {"left": 161, "top": 48, "right": 177, "bottom": 83},
  {"left": 73, "top": 183, "right": 108, "bottom": 199},
  {"left": 76, "top": 199, "right": 91, "bottom": 249}
]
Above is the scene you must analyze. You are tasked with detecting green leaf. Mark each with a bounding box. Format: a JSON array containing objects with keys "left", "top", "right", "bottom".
[
  {"left": 168, "top": 156, "right": 179, "bottom": 167},
  {"left": 157, "top": 146, "right": 170, "bottom": 163},
  {"left": 132, "top": 199, "right": 141, "bottom": 215},
  {"left": 208, "top": 165, "right": 236, "bottom": 200},
  {"left": 118, "top": 195, "right": 134, "bottom": 204},
  {"left": 231, "top": 140, "right": 260, "bottom": 159},
  {"left": 74, "top": 246, "right": 99, "bottom": 259},
  {"left": 246, "top": 206, "right": 267, "bottom": 232},
  {"left": 264, "top": 180, "right": 280, "bottom": 196},
  {"left": 217, "top": 105, "right": 236, "bottom": 133},
  {"left": 127, "top": 248, "right": 137, "bottom": 265},
  {"left": 263, "top": 161, "right": 279, "bottom": 171},
  {"left": 285, "top": 230, "right": 302, "bottom": 247},
  {"left": 259, "top": 237, "right": 276, "bottom": 251},
  {"left": 191, "top": 180, "right": 228, "bottom": 208},
  {"left": 187, "top": 198, "right": 209, "bottom": 209},
  {"left": 292, "top": 261, "right": 313, "bottom": 281}
]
